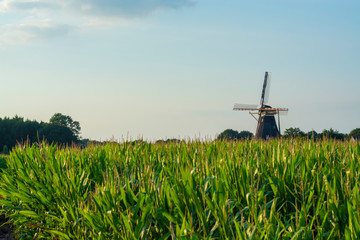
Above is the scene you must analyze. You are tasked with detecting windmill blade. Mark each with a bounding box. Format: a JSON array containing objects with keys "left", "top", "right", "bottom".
[
  {"left": 263, "top": 72, "right": 271, "bottom": 105},
  {"left": 260, "top": 72, "right": 270, "bottom": 107},
  {"left": 272, "top": 108, "right": 289, "bottom": 116},
  {"left": 269, "top": 107, "right": 288, "bottom": 111},
  {"left": 233, "top": 103, "right": 259, "bottom": 111},
  {"left": 278, "top": 108, "right": 288, "bottom": 116}
]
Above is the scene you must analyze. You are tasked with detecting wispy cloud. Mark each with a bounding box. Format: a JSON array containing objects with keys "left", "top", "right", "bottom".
[
  {"left": 0, "top": 0, "right": 196, "bottom": 44},
  {"left": 71, "top": 0, "right": 196, "bottom": 18},
  {"left": 5, "top": 0, "right": 59, "bottom": 11},
  {"left": 0, "top": 19, "right": 74, "bottom": 45}
]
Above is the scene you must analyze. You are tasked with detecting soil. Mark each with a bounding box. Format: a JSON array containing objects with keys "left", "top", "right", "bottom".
[{"left": 0, "top": 216, "right": 14, "bottom": 240}]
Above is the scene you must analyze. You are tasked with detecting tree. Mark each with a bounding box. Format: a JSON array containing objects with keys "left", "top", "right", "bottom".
[
  {"left": 50, "top": 113, "right": 81, "bottom": 139},
  {"left": 322, "top": 128, "right": 345, "bottom": 140},
  {"left": 283, "top": 128, "right": 305, "bottom": 138},
  {"left": 238, "top": 131, "right": 254, "bottom": 139},
  {"left": 0, "top": 116, "right": 42, "bottom": 150},
  {"left": 306, "top": 130, "right": 318, "bottom": 140},
  {"left": 217, "top": 129, "right": 240, "bottom": 141},
  {"left": 349, "top": 128, "right": 360, "bottom": 138},
  {"left": 38, "top": 124, "right": 78, "bottom": 145},
  {"left": 217, "top": 129, "right": 253, "bottom": 141},
  {"left": 0, "top": 114, "right": 82, "bottom": 150},
  {"left": 2, "top": 145, "right": 9, "bottom": 155}
]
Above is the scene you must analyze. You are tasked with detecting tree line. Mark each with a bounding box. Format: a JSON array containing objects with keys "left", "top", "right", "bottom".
[
  {"left": 0, "top": 113, "right": 81, "bottom": 153},
  {"left": 1, "top": 113, "right": 359, "bottom": 154},
  {"left": 217, "top": 127, "right": 360, "bottom": 141}
]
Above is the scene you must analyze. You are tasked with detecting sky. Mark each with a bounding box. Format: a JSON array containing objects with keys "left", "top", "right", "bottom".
[{"left": 1, "top": 0, "right": 359, "bottom": 141}]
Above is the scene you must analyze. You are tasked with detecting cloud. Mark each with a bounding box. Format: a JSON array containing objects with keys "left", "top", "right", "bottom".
[
  {"left": 0, "top": 0, "right": 196, "bottom": 44},
  {"left": 0, "top": 19, "right": 74, "bottom": 44},
  {"left": 7, "top": 1, "right": 59, "bottom": 11},
  {"left": 2, "top": 0, "right": 196, "bottom": 16},
  {"left": 71, "top": 0, "right": 196, "bottom": 18}
]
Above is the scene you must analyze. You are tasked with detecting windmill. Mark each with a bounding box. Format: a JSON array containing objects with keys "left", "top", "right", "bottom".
[{"left": 233, "top": 72, "right": 288, "bottom": 139}]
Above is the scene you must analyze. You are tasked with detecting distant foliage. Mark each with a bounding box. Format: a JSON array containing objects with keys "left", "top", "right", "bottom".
[
  {"left": 283, "top": 127, "right": 352, "bottom": 140},
  {"left": 321, "top": 128, "right": 346, "bottom": 140},
  {"left": 2, "top": 145, "right": 9, "bottom": 155},
  {"left": 349, "top": 128, "right": 360, "bottom": 138},
  {"left": 238, "top": 130, "right": 253, "bottom": 139},
  {"left": 155, "top": 138, "right": 181, "bottom": 144},
  {"left": 217, "top": 129, "right": 253, "bottom": 141},
  {"left": 306, "top": 130, "right": 318, "bottom": 140},
  {"left": 217, "top": 129, "right": 239, "bottom": 140},
  {"left": 0, "top": 115, "right": 41, "bottom": 150},
  {"left": 283, "top": 127, "right": 305, "bottom": 138},
  {"left": 0, "top": 113, "right": 81, "bottom": 151},
  {"left": 50, "top": 113, "right": 81, "bottom": 138},
  {"left": 38, "top": 123, "right": 78, "bottom": 145}
]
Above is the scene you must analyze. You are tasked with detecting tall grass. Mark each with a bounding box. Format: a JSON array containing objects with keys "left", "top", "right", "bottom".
[{"left": 0, "top": 139, "right": 359, "bottom": 239}]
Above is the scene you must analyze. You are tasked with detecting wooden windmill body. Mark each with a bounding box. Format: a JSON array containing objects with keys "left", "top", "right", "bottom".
[{"left": 233, "top": 72, "right": 288, "bottom": 139}]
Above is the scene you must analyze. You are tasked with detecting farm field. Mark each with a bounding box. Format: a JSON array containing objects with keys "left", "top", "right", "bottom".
[{"left": 0, "top": 139, "right": 360, "bottom": 239}]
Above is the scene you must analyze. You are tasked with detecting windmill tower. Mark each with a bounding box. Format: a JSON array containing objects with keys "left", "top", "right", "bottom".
[{"left": 233, "top": 72, "right": 288, "bottom": 139}]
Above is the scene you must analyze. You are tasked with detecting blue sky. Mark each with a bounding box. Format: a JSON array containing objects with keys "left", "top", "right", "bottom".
[{"left": 1, "top": 0, "right": 359, "bottom": 140}]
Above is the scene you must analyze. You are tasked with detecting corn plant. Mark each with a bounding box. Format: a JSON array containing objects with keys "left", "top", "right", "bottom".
[{"left": 0, "top": 139, "right": 359, "bottom": 239}]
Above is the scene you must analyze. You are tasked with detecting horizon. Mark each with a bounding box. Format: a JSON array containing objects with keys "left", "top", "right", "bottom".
[{"left": 1, "top": 0, "right": 359, "bottom": 141}]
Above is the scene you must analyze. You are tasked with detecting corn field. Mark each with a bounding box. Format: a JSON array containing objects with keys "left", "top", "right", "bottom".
[{"left": 0, "top": 139, "right": 360, "bottom": 239}]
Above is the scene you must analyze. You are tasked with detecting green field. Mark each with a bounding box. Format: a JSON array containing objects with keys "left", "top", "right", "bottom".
[{"left": 0, "top": 139, "right": 359, "bottom": 239}]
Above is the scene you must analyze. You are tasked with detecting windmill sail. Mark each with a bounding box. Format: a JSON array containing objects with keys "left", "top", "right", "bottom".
[
  {"left": 259, "top": 72, "right": 269, "bottom": 107},
  {"left": 263, "top": 73, "right": 271, "bottom": 105},
  {"left": 278, "top": 110, "right": 288, "bottom": 116},
  {"left": 233, "top": 104, "right": 259, "bottom": 111}
]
